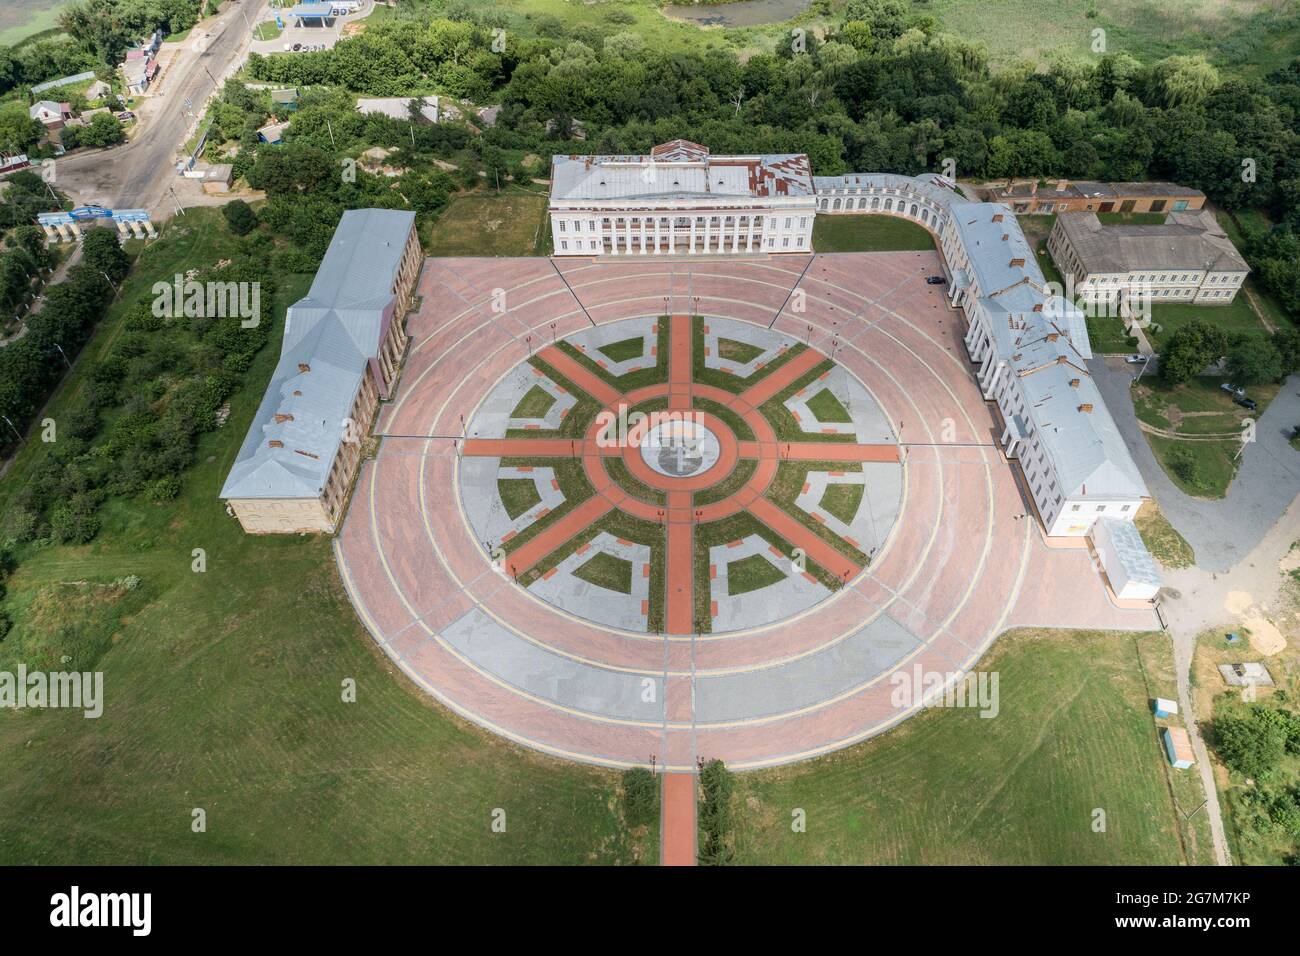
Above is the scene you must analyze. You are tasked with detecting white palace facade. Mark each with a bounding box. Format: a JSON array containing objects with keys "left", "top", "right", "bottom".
[{"left": 547, "top": 142, "right": 1157, "bottom": 596}]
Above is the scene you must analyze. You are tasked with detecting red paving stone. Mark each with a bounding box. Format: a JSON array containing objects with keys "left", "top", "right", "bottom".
[
  {"left": 661, "top": 773, "right": 697, "bottom": 866},
  {"left": 336, "top": 252, "right": 1160, "bottom": 793}
]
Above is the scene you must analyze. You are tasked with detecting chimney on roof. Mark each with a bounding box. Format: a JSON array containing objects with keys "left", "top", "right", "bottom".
[
  {"left": 298, "top": 362, "right": 310, "bottom": 373},
  {"left": 992, "top": 213, "right": 1003, "bottom": 223},
  {"left": 268, "top": 439, "right": 284, "bottom": 448},
  {"left": 1031, "top": 181, "right": 1038, "bottom": 196},
  {"left": 274, "top": 413, "right": 294, "bottom": 423},
  {"left": 1033, "top": 303, "right": 1044, "bottom": 313},
  {"left": 1078, "top": 403, "right": 1093, "bottom": 413},
  {"left": 1056, "top": 355, "right": 1068, "bottom": 364},
  {"left": 1010, "top": 257, "right": 1025, "bottom": 267},
  {"left": 1069, "top": 378, "right": 1080, "bottom": 387},
  {"left": 1046, "top": 332, "right": 1059, "bottom": 341},
  {"left": 1001, "top": 234, "right": 1009, "bottom": 241}
]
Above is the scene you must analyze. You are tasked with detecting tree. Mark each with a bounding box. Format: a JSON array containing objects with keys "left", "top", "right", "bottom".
[
  {"left": 221, "top": 199, "right": 259, "bottom": 236},
  {"left": 0, "top": 108, "right": 45, "bottom": 152},
  {"left": 79, "top": 111, "right": 124, "bottom": 148},
  {"left": 1225, "top": 333, "right": 1284, "bottom": 385},
  {"left": 1213, "top": 711, "right": 1287, "bottom": 779},
  {"left": 1159, "top": 319, "right": 1227, "bottom": 385},
  {"left": 81, "top": 227, "right": 130, "bottom": 284}
]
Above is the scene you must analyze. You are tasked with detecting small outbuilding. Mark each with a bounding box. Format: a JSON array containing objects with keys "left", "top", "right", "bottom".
[
  {"left": 1152, "top": 697, "right": 1178, "bottom": 719},
  {"left": 257, "top": 121, "right": 289, "bottom": 144},
  {"left": 1162, "top": 726, "right": 1194, "bottom": 769},
  {"left": 1090, "top": 517, "right": 1161, "bottom": 601},
  {"left": 271, "top": 88, "right": 299, "bottom": 111}
]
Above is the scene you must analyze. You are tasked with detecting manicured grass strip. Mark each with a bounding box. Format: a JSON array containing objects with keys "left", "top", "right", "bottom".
[
  {"left": 692, "top": 315, "right": 809, "bottom": 394},
  {"left": 573, "top": 551, "right": 634, "bottom": 594},
  {"left": 504, "top": 357, "right": 601, "bottom": 440},
  {"left": 726, "top": 553, "right": 787, "bottom": 596},
  {"left": 1147, "top": 436, "right": 1239, "bottom": 499},
  {"left": 693, "top": 397, "right": 755, "bottom": 441},
  {"left": 726, "top": 629, "right": 1212, "bottom": 865},
  {"left": 759, "top": 359, "right": 855, "bottom": 443},
  {"left": 693, "top": 459, "right": 757, "bottom": 507},
  {"left": 604, "top": 456, "right": 666, "bottom": 506},
  {"left": 805, "top": 387, "right": 852, "bottom": 423},
  {"left": 811, "top": 213, "right": 936, "bottom": 253},
  {"left": 510, "top": 384, "right": 556, "bottom": 419},
  {"left": 819, "top": 482, "right": 864, "bottom": 525},
  {"left": 766, "top": 461, "right": 869, "bottom": 566},
  {"left": 556, "top": 320, "right": 670, "bottom": 391},
  {"left": 692, "top": 512, "right": 838, "bottom": 633},
  {"left": 497, "top": 457, "right": 594, "bottom": 555},
  {"left": 497, "top": 477, "right": 542, "bottom": 520},
  {"left": 717, "top": 337, "right": 764, "bottom": 364},
  {"left": 1134, "top": 505, "right": 1194, "bottom": 569},
  {"left": 519, "top": 510, "right": 666, "bottom": 632},
  {"left": 598, "top": 336, "right": 646, "bottom": 364}
]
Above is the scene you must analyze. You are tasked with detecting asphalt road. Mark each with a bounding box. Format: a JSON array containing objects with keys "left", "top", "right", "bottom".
[
  {"left": 52, "top": 1, "right": 264, "bottom": 216},
  {"left": 1090, "top": 357, "right": 1300, "bottom": 572}
]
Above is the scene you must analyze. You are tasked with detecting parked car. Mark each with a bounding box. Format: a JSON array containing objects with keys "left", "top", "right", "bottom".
[
  {"left": 1221, "top": 382, "right": 1246, "bottom": 397},
  {"left": 1125, "top": 354, "right": 1147, "bottom": 364},
  {"left": 924, "top": 275, "right": 946, "bottom": 285},
  {"left": 1235, "top": 396, "right": 1257, "bottom": 411}
]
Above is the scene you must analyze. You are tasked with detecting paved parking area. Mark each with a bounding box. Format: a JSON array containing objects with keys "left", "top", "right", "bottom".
[{"left": 334, "top": 252, "right": 1158, "bottom": 771}]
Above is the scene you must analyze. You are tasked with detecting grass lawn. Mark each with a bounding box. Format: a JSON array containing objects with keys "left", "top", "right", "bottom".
[
  {"left": 505, "top": 357, "right": 601, "bottom": 439},
  {"left": 518, "top": 510, "right": 666, "bottom": 631},
  {"left": 497, "top": 457, "right": 593, "bottom": 556},
  {"left": 693, "top": 512, "right": 838, "bottom": 631},
  {"left": 812, "top": 214, "right": 935, "bottom": 253},
  {"left": 726, "top": 553, "right": 787, "bottom": 596},
  {"left": 1085, "top": 316, "right": 1140, "bottom": 355},
  {"left": 604, "top": 456, "right": 666, "bottom": 506},
  {"left": 556, "top": 321, "right": 670, "bottom": 392},
  {"left": 0, "top": 215, "right": 651, "bottom": 865},
  {"left": 804, "top": 387, "right": 852, "bottom": 423},
  {"left": 819, "top": 482, "right": 864, "bottom": 525},
  {"left": 693, "top": 459, "right": 756, "bottom": 507},
  {"left": 693, "top": 397, "right": 755, "bottom": 441},
  {"left": 1133, "top": 376, "right": 1279, "bottom": 498},
  {"left": 1147, "top": 296, "right": 1271, "bottom": 351},
  {"left": 497, "top": 477, "right": 543, "bottom": 520},
  {"left": 252, "top": 20, "right": 282, "bottom": 41},
  {"left": 765, "top": 461, "right": 868, "bottom": 566},
  {"left": 424, "top": 190, "right": 550, "bottom": 257},
  {"left": 510, "top": 384, "right": 556, "bottom": 419},
  {"left": 717, "top": 337, "right": 764, "bottom": 364},
  {"left": 597, "top": 336, "right": 646, "bottom": 364},
  {"left": 727, "top": 628, "right": 1215, "bottom": 864},
  {"left": 692, "top": 315, "right": 808, "bottom": 394},
  {"left": 573, "top": 551, "right": 634, "bottom": 594},
  {"left": 759, "top": 359, "right": 854, "bottom": 443},
  {"left": 1134, "top": 504, "right": 1195, "bottom": 570}
]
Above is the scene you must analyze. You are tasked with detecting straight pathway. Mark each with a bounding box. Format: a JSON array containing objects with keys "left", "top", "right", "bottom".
[{"left": 661, "top": 772, "right": 697, "bottom": 866}]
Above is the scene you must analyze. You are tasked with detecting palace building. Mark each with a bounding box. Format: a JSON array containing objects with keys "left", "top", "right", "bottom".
[
  {"left": 548, "top": 139, "right": 816, "bottom": 255},
  {"left": 220, "top": 208, "right": 421, "bottom": 534}
]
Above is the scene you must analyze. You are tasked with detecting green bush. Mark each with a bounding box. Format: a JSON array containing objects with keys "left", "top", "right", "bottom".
[
  {"left": 621, "top": 768, "right": 658, "bottom": 828},
  {"left": 698, "top": 759, "right": 736, "bottom": 865}
]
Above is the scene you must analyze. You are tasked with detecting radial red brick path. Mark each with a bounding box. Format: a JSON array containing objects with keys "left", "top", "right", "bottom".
[
  {"left": 661, "top": 773, "right": 697, "bottom": 866},
  {"left": 457, "top": 316, "right": 892, "bottom": 633}
]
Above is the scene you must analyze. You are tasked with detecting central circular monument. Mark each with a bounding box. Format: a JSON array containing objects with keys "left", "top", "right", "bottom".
[
  {"left": 456, "top": 314, "right": 903, "bottom": 637},
  {"left": 640, "top": 418, "right": 721, "bottom": 478}
]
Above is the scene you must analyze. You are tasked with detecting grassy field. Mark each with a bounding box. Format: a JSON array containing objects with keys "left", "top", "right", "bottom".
[
  {"left": 0, "top": 215, "right": 653, "bottom": 865},
  {"left": 727, "top": 628, "right": 1215, "bottom": 865},
  {"left": 812, "top": 214, "right": 936, "bottom": 253},
  {"left": 928, "top": 0, "right": 1300, "bottom": 71},
  {"left": 1134, "top": 503, "right": 1195, "bottom": 569},
  {"left": 424, "top": 190, "right": 550, "bottom": 257},
  {"left": 1132, "top": 375, "right": 1279, "bottom": 497},
  {"left": 0, "top": 0, "right": 70, "bottom": 46},
  {"left": 1147, "top": 296, "right": 1272, "bottom": 351}
]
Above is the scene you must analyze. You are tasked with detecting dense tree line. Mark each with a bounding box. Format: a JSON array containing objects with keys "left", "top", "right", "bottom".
[{"left": 3, "top": 231, "right": 273, "bottom": 544}]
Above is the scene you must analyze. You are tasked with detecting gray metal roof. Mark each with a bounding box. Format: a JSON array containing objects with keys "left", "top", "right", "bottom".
[
  {"left": 552, "top": 141, "right": 813, "bottom": 203},
  {"left": 1095, "top": 517, "right": 1163, "bottom": 589},
  {"left": 1055, "top": 209, "right": 1248, "bottom": 275},
  {"left": 221, "top": 209, "right": 415, "bottom": 500}
]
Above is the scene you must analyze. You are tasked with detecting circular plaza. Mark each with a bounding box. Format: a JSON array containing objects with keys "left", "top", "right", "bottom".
[{"left": 334, "top": 252, "right": 1156, "bottom": 771}]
